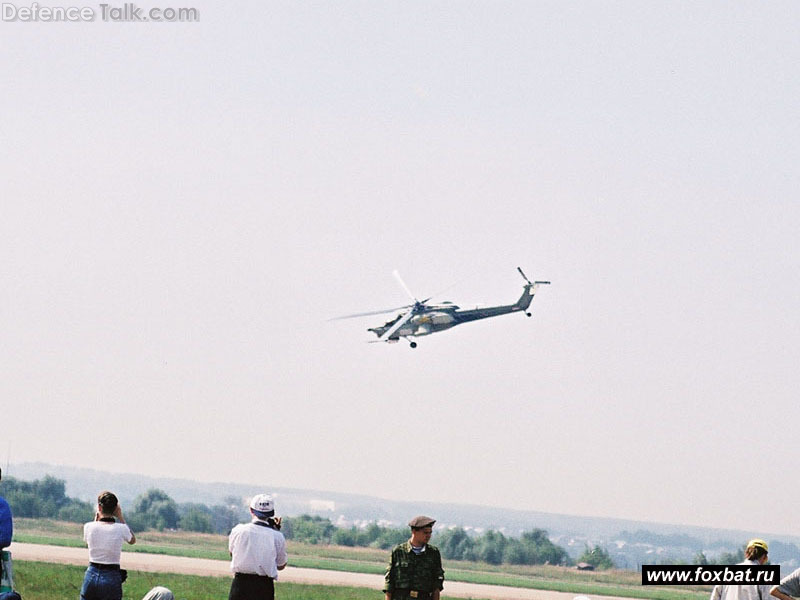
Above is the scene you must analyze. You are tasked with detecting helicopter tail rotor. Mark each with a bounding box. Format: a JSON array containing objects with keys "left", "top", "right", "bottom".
[{"left": 518, "top": 266, "right": 550, "bottom": 288}]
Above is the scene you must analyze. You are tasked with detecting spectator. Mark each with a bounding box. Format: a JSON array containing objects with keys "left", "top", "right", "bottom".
[
  {"left": 384, "top": 515, "right": 444, "bottom": 600},
  {"left": 141, "top": 587, "right": 174, "bottom": 600},
  {"left": 0, "top": 468, "right": 15, "bottom": 598},
  {"left": 0, "top": 469, "right": 12, "bottom": 550},
  {"left": 81, "top": 491, "right": 136, "bottom": 600},
  {"left": 770, "top": 566, "right": 800, "bottom": 600},
  {"left": 710, "top": 539, "right": 771, "bottom": 600},
  {"left": 228, "top": 494, "right": 287, "bottom": 600}
]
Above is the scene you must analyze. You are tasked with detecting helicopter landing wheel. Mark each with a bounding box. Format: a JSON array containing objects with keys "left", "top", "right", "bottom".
[
  {"left": 410, "top": 341, "right": 418, "bottom": 349},
  {"left": 526, "top": 312, "right": 532, "bottom": 317}
]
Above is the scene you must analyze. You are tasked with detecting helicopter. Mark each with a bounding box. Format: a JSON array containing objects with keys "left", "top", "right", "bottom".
[{"left": 332, "top": 267, "right": 550, "bottom": 348}]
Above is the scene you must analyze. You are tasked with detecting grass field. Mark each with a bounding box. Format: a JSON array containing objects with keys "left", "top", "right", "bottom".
[
  {"left": 13, "top": 561, "right": 396, "bottom": 600},
  {"left": 12, "top": 518, "right": 708, "bottom": 600}
]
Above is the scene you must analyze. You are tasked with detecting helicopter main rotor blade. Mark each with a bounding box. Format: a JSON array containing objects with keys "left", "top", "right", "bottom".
[
  {"left": 380, "top": 308, "right": 417, "bottom": 341},
  {"left": 393, "top": 270, "right": 418, "bottom": 303},
  {"left": 328, "top": 305, "right": 412, "bottom": 321}
]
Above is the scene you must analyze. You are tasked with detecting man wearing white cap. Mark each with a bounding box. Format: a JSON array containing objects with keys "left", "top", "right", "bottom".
[
  {"left": 141, "top": 587, "right": 174, "bottom": 600},
  {"left": 228, "top": 494, "right": 288, "bottom": 600}
]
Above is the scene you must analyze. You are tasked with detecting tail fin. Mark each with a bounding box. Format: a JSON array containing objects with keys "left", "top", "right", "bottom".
[{"left": 515, "top": 280, "right": 550, "bottom": 311}]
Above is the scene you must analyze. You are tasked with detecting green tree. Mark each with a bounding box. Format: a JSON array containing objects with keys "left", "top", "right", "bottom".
[
  {"left": 279, "top": 517, "right": 293, "bottom": 539},
  {"left": 520, "top": 529, "right": 570, "bottom": 565},
  {"left": 374, "top": 527, "right": 408, "bottom": 549},
  {"left": 57, "top": 499, "right": 94, "bottom": 523},
  {"left": 4, "top": 489, "right": 43, "bottom": 518},
  {"left": 436, "top": 528, "right": 476, "bottom": 561},
  {"left": 329, "top": 522, "right": 406, "bottom": 549},
  {"left": 332, "top": 527, "right": 358, "bottom": 547},
  {"left": 577, "top": 545, "right": 615, "bottom": 570},
  {"left": 37, "top": 475, "right": 68, "bottom": 509},
  {"left": 0, "top": 475, "right": 73, "bottom": 518},
  {"left": 125, "top": 512, "right": 148, "bottom": 533},
  {"left": 503, "top": 539, "right": 528, "bottom": 564},
  {"left": 716, "top": 548, "right": 745, "bottom": 564},
  {"left": 361, "top": 523, "right": 383, "bottom": 545},
  {"left": 475, "top": 530, "right": 506, "bottom": 565},
  {"left": 131, "top": 489, "right": 179, "bottom": 531},
  {"left": 210, "top": 503, "right": 242, "bottom": 535},
  {"left": 283, "top": 515, "right": 334, "bottom": 544},
  {"left": 436, "top": 527, "right": 568, "bottom": 566},
  {"left": 180, "top": 508, "right": 213, "bottom": 533}
]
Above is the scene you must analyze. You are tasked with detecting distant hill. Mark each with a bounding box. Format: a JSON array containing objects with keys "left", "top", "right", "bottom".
[{"left": 8, "top": 461, "right": 800, "bottom": 570}]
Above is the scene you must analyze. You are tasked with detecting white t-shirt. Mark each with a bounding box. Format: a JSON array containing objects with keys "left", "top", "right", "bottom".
[
  {"left": 83, "top": 521, "right": 133, "bottom": 564},
  {"left": 228, "top": 521, "right": 287, "bottom": 579}
]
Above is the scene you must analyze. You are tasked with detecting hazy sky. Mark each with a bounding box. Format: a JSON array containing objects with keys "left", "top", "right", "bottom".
[{"left": 2, "top": 2, "right": 799, "bottom": 536}]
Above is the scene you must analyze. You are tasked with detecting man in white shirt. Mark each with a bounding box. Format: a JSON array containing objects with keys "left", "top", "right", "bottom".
[
  {"left": 228, "top": 494, "right": 287, "bottom": 600},
  {"left": 81, "top": 491, "right": 136, "bottom": 600}
]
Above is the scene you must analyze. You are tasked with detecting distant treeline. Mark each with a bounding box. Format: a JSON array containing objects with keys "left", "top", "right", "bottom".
[
  {"left": 618, "top": 529, "right": 800, "bottom": 568},
  {"left": 0, "top": 475, "right": 247, "bottom": 534},
  {"left": 0, "top": 475, "right": 94, "bottom": 523},
  {"left": 282, "top": 515, "right": 578, "bottom": 567},
  {"left": 1, "top": 475, "right": 610, "bottom": 568},
  {"left": 435, "top": 527, "right": 573, "bottom": 566}
]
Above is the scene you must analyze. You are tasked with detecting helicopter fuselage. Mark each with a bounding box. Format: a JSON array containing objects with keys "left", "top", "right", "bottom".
[
  {"left": 333, "top": 268, "right": 549, "bottom": 347},
  {"left": 369, "top": 308, "right": 458, "bottom": 339},
  {"left": 367, "top": 286, "right": 537, "bottom": 340}
]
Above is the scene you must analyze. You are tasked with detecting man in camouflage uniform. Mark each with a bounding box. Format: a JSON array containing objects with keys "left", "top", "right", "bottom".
[{"left": 384, "top": 516, "right": 444, "bottom": 600}]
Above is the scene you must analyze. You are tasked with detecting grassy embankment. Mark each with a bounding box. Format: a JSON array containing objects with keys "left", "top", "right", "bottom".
[{"left": 12, "top": 518, "right": 708, "bottom": 600}]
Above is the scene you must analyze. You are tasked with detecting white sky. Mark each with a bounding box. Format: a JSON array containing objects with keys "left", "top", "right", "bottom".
[{"left": 2, "top": 1, "right": 799, "bottom": 536}]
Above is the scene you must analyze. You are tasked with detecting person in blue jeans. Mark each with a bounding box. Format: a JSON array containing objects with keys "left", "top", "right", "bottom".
[
  {"left": 0, "top": 468, "right": 12, "bottom": 552},
  {"left": 1, "top": 468, "right": 15, "bottom": 600},
  {"left": 80, "top": 566, "right": 123, "bottom": 600},
  {"left": 80, "top": 491, "right": 136, "bottom": 600}
]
